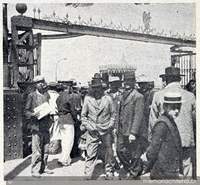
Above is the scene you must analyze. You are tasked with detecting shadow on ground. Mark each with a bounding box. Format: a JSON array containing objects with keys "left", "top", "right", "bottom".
[{"left": 4, "top": 156, "right": 31, "bottom": 181}]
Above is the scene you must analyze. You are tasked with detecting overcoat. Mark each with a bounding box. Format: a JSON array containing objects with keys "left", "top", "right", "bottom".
[{"left": 115, "top": 89, "right": 146, "bottom": 138}]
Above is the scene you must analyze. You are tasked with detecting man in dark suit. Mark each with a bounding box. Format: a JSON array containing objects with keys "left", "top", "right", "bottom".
[
  {"left": 25, "top": 75, "right": 53, "bottom": 178},
  {"left": 116, "top": 72, "right": 145, "bottom": 180},
  {"left": 142, "top": 92, "right": 183, "bottom": 179}
]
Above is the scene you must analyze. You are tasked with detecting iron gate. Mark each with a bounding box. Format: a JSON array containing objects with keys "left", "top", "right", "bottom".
[{"left": 171, "top": 53, "right": 196, "bottom": 87}]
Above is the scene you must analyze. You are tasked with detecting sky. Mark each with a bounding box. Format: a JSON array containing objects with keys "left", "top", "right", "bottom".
[{"left": 5, "top": 2, "right": 196, "bottom": 87}]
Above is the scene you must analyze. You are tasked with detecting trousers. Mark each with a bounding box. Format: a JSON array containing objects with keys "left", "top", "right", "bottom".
[
  {"left": 116, "top": 132, "right": 143, "bottom": 176},
  {"left": 58, "top": 124, "right": 74, "bottom": 165},
  {"left": 31, "top": 129, "right": 50, "bottom": 173},
  {"left": 85, "top": 130, "right": 114, "bottom": 177}
]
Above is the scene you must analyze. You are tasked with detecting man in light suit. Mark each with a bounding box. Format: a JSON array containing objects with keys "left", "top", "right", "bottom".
[
  {"left": 116, "top": 72, "right": 145, "bottom": 180},
  {"left": 149, "top": 66, "right": 196, "bottom": 179},
  {"left": 81, "top": 77, "right": 115, "bottom": 180}
]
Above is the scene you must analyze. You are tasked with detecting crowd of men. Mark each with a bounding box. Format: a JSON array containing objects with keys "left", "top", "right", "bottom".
[{"left": 24, "top": 66, "right": 196, "bottom": 180}]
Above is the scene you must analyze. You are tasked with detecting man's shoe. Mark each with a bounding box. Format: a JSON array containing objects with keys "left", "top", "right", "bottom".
[
  {"left": 118, "top": 168, "right": 128, "bottom": 180},
  {"left": 32, "top": 172, "right": 41, "bottom": 178},
  {"left": 125, "top": 173, "right": 141, "bottom": 180},
  {"left": 57, "top": 161, "right": 71, "bottom": 167},
  {"left": 44, "top": 169, "right": 54, "bottom": 174},
  {"left": 84, "top": 176, "right": 92, "bottom": 180},
  {"left": 57, "top": 161, "right": 64, "bottom": 166},
  {"left": 125, "top": 172, "right": 131, "bottom": 180},
  {"left": 105, "top": 172, "right": 114, "bottom": 180}
]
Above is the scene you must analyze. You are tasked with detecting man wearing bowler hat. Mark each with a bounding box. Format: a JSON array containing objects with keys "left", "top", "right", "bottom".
[
  {"left": 116, "top": 71, "right": 145, "bottom": 180},
  {"left": 81, "top": 76, "right": 115, "bottom": 180},
  {"left": 149, "top": 66, "right": 196, "bottom": 179},
  {"left": 25, "top": 75, "right": 53, "bottom": 178}
]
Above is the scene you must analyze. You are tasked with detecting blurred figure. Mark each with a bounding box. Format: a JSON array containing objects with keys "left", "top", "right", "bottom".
[
  {"left": 185, "top": 79, "right": 196, "bottom": 97},
  {"left": 25, "top": 75, "right": 53, "bottom": 178},
  {"left": 70, "top": 79, "right": 82, "bottom": 158},
  {"left": 159, "top": 75, "right": 167, "bottom": 89},
  {"left": 107, "top": 76, "right": 123, "bottom": 171},
  {"left": 138, "top": 81, "right": 155, "bottom": 153},
  {"left": 48, "top": 82, "right": 62, "bottom": 155}
]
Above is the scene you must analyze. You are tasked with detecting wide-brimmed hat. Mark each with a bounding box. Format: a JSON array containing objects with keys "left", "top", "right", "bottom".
[
  {"left": 164, "top": 92, "right": 182, "bottom": 104},
  {"left": 33, "top": 75, "right": 45, "bottom": 83},
  {"left": 69, "top": 78, "right": 77, "bottom": 86},
  {"left": 92, "top": 73, "right": 101, "bottom": 80},
  {"left": 56, "top": 83, "right": 64, "bottom": 91},
  {"left": 90, "top": 79, "right": 102, "bottom": 87},
  {"left": 124, "top": 72, "right": 136, "bottom": 80},
  {"left": 58, "top": 80, "right": 73, "bottom": 87},
  {"left": 159, "top": 67, "right": 185, "bottom": 78}
]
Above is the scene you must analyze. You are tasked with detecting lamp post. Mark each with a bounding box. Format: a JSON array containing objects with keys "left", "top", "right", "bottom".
[{"left": 55, "top": 57, "right": 67, "bottom": 81}]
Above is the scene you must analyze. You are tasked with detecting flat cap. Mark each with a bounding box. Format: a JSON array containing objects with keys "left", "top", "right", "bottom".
[{"left": 33, "top": 75, "right": 45, "bottom": 83}]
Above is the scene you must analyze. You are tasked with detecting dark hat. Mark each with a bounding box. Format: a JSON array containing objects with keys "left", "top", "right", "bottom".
[
  {"left": 69, "top": 78, "right": 77, "bottom": 86},
  {"left": 164, "top": 92, "right": 182, "bottom": 104},
  {"left": 56, "top": 83, "right": 64, "bottom": 91},
  {"left": 58, "top": 80, "right": 73, "bottom": 87},
  {"left": 159, "top": 67, "right": 185, "bottom": 78},
  {"left": 92, "top": 73, "right": 101, "bottom": 80},
  {"left": 90, "top": 79, "right": 102, "bottom": 87},
  {"left": 124, "top": 72, "right": 136, "bottom": 80}
]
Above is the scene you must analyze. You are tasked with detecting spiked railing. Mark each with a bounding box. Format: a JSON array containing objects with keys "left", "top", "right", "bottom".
[{"left": 32, "top": 7, "right": 196, "bottom": 41}]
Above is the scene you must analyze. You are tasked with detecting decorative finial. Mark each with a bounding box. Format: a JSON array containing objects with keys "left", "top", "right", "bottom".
[
  {"left": 16, "top": 3, "right": 27, "bottom": 15},
  {"left": 143, "top": 11, "right": 151, "bottom": 33}
]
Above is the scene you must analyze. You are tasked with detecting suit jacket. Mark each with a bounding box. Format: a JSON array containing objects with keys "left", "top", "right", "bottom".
[
  {"left": 116, "top": 89, "right": 145, "bottom": 137},
  {"left": 25, "top": 90, "right": 51, "bottom": 131},
  {"left": 56, "top": 91, "right": 75, "bottom": 125},
  {"left": 149, "top": 82, "right": 196, "bottom": 147},
  {"left": 81, "top": 94, "right": 115, "bottom": 135},
  {"left": 145, "top": 114, "right": 183, "bottom": 178}
]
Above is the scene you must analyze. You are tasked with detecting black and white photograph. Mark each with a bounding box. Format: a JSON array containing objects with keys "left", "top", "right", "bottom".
[{"left": 2, "top": 1, "right": 198, "bottom": 184}]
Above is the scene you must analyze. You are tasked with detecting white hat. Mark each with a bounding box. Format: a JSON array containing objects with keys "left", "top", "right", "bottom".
[
  {"left": 164, "top": 92, "right": 182, "bottom": 104},
  {"left": 33, "top": 75, "right": 45, "bottom": 83},
  {"left": 109, "top": 76, "right": 121, "bottom": 83}
]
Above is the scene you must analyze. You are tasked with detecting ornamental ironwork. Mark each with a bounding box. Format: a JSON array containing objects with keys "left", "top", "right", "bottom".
[{"left": 32, "top": 8, "right": 196, "bottom": 41}]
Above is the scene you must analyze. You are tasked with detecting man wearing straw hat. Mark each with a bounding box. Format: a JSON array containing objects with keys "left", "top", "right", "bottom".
[
  {"left": 149, "top": 66, "right": 196, "bottom": 179},
  {"left": 142, "top": 92, "right": 183, "bottom": 179}
]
